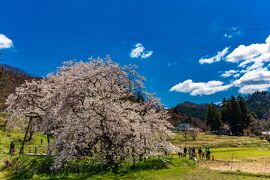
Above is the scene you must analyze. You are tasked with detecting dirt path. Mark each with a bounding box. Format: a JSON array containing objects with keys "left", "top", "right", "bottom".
[{"left": 200, "top": 159, "right": 270, "bottom": 174}]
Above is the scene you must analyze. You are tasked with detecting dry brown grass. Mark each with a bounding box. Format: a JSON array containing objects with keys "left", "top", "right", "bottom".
[{"left": 200, "top": 157, "right": 270, "bottom": 174}]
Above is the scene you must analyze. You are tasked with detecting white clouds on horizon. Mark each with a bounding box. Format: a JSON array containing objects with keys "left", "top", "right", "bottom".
[
  {"left": 199, "top": 47, "right": 229, "bottom": 64},
  {"left": 232, "top": 68, "right": 270, "bottom": 94},
  {"left": 0, "top": 34, "right": 13, "bottom": 49},
  {"left": 171, "top": 35, "right": 270, "bottom": 96},
  {"left": 170, "top": 79, "right": 231, "bottom": 96},
  {"left": 130, "top": 43, "right": 153, "bottom": 59}
]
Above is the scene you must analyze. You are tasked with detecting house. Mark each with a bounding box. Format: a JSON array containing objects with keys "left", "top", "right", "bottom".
[
  {"left": 178, "top": 123, "right": 191, "bottom": 131},
  {"left": 262, "top": 131, "right": 270, "bottom": 135}
]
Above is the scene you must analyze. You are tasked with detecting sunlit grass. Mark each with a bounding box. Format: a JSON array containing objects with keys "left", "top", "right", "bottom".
[
  {"left": 172, "top": 132, "right": 270, "bottom": 148},
  {"left": 0, "top": 119, "right": 270, "bottom": 179}
]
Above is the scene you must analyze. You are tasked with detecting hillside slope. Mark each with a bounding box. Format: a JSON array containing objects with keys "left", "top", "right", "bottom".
[
  {"left": 175, "top": 102, "right": 208, "bottom": 120},
  {"left": 168, "top": 102, "right": 209, "bottom": 130},
  {"left": 0, "top": 64, "right": 34, "bottom": 110},
  {"left": 246, "top": 91, "right": 270, "bottom": 119}
]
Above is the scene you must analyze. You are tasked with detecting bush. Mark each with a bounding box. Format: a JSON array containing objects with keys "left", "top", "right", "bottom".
[
  {"left": 8, "top": 156, "right": 53, "bottom": 179},
  {"left": 59, "top": 158, "right": 107, "bottom": 174},
  {"left": 130, "top": 157, "right": 171, "bottom": 171}
]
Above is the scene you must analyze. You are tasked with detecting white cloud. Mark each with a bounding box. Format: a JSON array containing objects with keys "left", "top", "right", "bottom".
[
  {"left": 238, "top": 84, "right": 270, "bottom": 94},
  {"left": 221, "top": 69, "right": 238, "bottom": 78},
  {"left": 224, "top": 33, "right": 232, "bottom": 39},
  {"left": 199, "top": 47, "right": 229, "bottom": 64},
  {"left": 223, "top": 26, "right": 242, "bottom": 39},
  {"left": 171, "top": 35, "right": 270, "bottom": 96},
  {"left": 232, "top": 68, "right": 270, "bottom": 94},
  {"left": 226, "top": 35, "right": 270, "bottom": 70},
  {"left": 233, "top": 73, "right": 240, "bottom": 78},
  {"left": 130, "top": 43, "right": 153, "bottom": 59},
  {"left": 130, "top": 43, "right": 144, "bottom": 58},
  {"left": 170, "top": 79, "right": 231, "bottom": 96},
  {"left": 0, "top": 34, "right": 13, "bottom": 49},
  {"left": 141, "top": 51, "right": 153, "bottom": 59}
]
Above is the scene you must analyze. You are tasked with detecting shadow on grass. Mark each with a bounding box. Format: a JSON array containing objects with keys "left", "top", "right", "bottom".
[{"left": 3, "top": 156, "right": 195, "bottom": 179}]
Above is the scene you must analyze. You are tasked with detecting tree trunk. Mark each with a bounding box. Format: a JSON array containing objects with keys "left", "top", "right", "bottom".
[
  {"left": 143, "top": 137, "right": 147, "bottom": 162},
  {"left": 20, "top": 117, "right": 33, "bottom": 156},
  {"left": 132, "top": 146, "right": 136, "bottom": 168},
  {"left": 26, "top": 123, "right": 34, "bottom": 142},
  {"left": 46, "top": 134, "right": 51, "bottom": 155},
  {"left": 47, "top": 134, "right": 50, "bottom": 144},
  {"left": 3, "top": 119, "right": 8, "bottom": 132}
]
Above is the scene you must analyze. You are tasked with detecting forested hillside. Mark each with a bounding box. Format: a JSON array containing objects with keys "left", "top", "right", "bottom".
[
  {"left": 175, "top": 102, "right": 208, "bottom": 120},
  {"left": 0, "top": 64, "right": 34, "bottom": 110},
  {"left": 246, "top": 91, "right": 270, "bottom": 119},
  {"left": 168, "top": 102, "right": 208, "bottom": 130}
]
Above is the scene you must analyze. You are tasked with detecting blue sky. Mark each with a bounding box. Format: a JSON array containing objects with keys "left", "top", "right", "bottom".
[{"left": 1, "top": 0, "right": 270, "bottom": 107}]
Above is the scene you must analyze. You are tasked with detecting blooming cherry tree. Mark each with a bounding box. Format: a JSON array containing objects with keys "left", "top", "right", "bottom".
[{"left": 6, "top": 57, "right": 173, "bottom": 168}]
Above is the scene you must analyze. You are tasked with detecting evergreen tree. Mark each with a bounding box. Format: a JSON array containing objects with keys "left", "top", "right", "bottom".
[
  {"left": 237, "top": 95, "right": 251, "bottom": 130},
  {"left": 229, "top": 96, "right": 242, "bottom": 135},
  {"left": 221, "top": 98, "right": 229, "bottom": 124},
  {"left": 206, "top": 104, "right": 222, "bottom": 131}
]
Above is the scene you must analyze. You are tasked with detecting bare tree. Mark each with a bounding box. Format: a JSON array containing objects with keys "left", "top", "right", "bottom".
[{"left": 190, "top": 129, "right": 199, "bottom": 141}]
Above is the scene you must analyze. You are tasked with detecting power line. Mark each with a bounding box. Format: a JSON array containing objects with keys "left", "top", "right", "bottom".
[
  {"left": 2, "top": 38, "right": 270, "bottom": 56},
  {"left": 10, "top": 27, "right": 269, "bottom": 46},
  {"left": 8, "top": 16, "right": 270, "bottom": 38},
  {"left": 0, "top": 43, "right": 252, "bottom": 57}
]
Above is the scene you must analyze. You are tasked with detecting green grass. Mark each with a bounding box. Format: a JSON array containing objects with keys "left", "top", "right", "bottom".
[
  {"left": 172, "top": 132, "right": 270, "bottom": 148},
  {"left": 211, "top": 147, "right": 270, "bottom": 160},
  {"left": 0, "top": 117, "right": 270, "bottom": 179},
  {"left": 0, "top": 115, "right": 48, "bottom": 170},
  {"left": 4, "top": 156, "right": 270, "bottom": 180},
  {"left": 24, "top": 166, "right": 270, "bottom": 180}
]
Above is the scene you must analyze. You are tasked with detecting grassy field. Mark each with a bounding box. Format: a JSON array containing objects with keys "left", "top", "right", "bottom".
[
  {"left": 2, "top": 157, "right": 270, "bottom": 180},
  {"left": 1, "top": 115, "right": 270, "bottom": 179},
  {"left": 172, "top": 132, "right": 270, "bottom": 148}
]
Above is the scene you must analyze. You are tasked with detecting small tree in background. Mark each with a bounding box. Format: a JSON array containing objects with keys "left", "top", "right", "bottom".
[
  {"left": 182, "top": 130, "right": 189, "bottom": 141},
  {"left": 190, "top": 129, "right": 199, "bottom": 140}
]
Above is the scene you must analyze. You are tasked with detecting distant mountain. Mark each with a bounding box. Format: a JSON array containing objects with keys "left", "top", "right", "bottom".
[
  {"left": 168, "top": 101, "right": 209, "bottom": 130},
  {"left": 0, "top": 64, "right": 35, "bottom": 110},
  {"left": 246, "top": 91, "right": 270, "bottom": 119},
  {"left": 175, "top": 101, "right": 208, "bottom": 120}
]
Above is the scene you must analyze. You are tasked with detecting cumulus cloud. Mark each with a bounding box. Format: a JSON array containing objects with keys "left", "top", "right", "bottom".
[
  {"left": 130, "top": 43, "right": 153, "bottom": 59},
  {"left": 171, "top": 35, "right": 270, "bottom": 95},
  {"left": 0, "top": 34, "right": 13, "bottom": 49},
  {"left": 232, "top": 68, "right": 270, "bottom": 94},
  {"left": 141, "top": 51, "right": 153, "bottom": 59},
  {"left": 223, "top": 26, "right": 242, "bottom": 39},
  {"left": 199, "top": 47, "right": 229, "bottom": 64},
  {"left": 170, "top": 79, "right": 231, "bottom": 96},
  {"left": 130, "top": 43, "right": 144, "bottom": 58},
  {"left": 225, "top": 35, "right": 270, "bottom": 93},
  {"left": 226, "top": 35, "right": 270, "bottom": 71},
  {"left": 233, "top": 73, "right": 240, "bottom": 78},
  {"left": 221, "top": 69, "right": 239, "bottom": 78}
]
